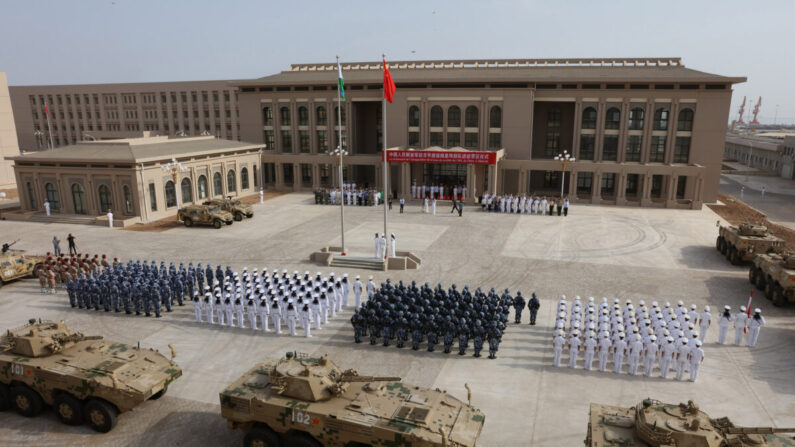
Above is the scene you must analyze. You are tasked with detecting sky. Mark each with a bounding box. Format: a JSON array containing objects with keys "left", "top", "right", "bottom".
[{"left": 1, "top": 0, "right": 793, "bottom": 124}]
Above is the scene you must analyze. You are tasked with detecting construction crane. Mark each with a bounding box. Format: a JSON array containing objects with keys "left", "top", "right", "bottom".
[
  {"left": 737, "top": 96, "right": 746, "bottom": 124},
  {"left": 750, "top": 96, "right": 761, "bottom": 125}
]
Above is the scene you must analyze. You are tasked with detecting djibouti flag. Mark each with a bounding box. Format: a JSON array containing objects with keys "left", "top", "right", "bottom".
[{"left": 337, "top": 61, "right": 346, "bottom": 101}]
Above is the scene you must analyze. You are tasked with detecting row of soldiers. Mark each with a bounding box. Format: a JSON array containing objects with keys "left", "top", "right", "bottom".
[
  {"left": 410, "top": 184, "right": 468, "bottom": 201},
  {"left": 481, "top": 193, "right": 570, "bottom": 216},
  {"left": 551, "top": 296, "right": 706, "bottom": 381},
  {"left": 350, "top": 282, "right": 520, "bottom": 359},
  {"left": 38, "top": 253, "right": 117, "bottom": 293},
  {"left": 314, "top": 186, "right": 382, "bottom": 207}
]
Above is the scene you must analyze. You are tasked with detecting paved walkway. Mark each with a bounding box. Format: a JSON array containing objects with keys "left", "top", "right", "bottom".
[{"left": 719, "top": 174, "right": 795, "bottom": 229}]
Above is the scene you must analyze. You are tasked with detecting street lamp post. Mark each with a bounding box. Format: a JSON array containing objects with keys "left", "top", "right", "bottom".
[
  {"left": 161, "top": 157, "right": 188, "bottom": 209},
  {"left": 328, "top": 147, "right": 348, "bottom": 255},
  {"left": 33, "top": 130, "right": 43, "bottom": 150},
  {"left": 553, "top": 151, "right": 575, "bottom": 199}
]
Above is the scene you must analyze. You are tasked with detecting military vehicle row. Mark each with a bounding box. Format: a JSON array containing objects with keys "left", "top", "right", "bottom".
[
  {"left": 585, "top": 398, "right": 795, "bottom": 446},
  {"left": 0, "top": 320, "right": 182, "bottom": 433},
  {"left": 0, "top": 244, "right": 45, "bottom": 287},
  {"left": 177, "top": 197, "right": 255, "bottom": 229},
  {"left": 716, "top": 223, "right": 785, "bottom": 265},
  {"left": 749, "top": 252, "right": 795, "bottom": 306}
]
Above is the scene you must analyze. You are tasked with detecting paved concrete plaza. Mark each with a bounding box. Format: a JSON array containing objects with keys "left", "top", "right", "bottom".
[{"left": 1, "top": 193, "right": 793, "bottom": 446}]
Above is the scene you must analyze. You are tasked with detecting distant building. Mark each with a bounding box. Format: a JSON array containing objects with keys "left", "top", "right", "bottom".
[
  {"left": 723, "top": 133, "right": 790, "bottom": 177},
  {"left": 782, "top": 136, "right": 795, "bottom": 179},
  {"left": 5, "top": 135, "right": 263, "bottom": 223},
  {"left": 0, "top": 72, "right": 20, "bottom": 189}
]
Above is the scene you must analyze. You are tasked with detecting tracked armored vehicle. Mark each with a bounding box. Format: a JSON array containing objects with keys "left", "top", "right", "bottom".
[
  {"left": 585, "top": 399, "right": 795, "bottom": 447},
  {"left": 203, "top": 197, "right": 253, "bottom": 221},
  {"left": 716, "top": 223, "right": 785, "bottom": 265},
  {"left": 750, "top": 251, "right": 795, "bottom": 306},
  {"left": 0, "top": 320, "right": 182, "bottom": 432},
  {"left": 0, "top": 244, "right": 45, "bottom": 287},
  {"left": 220, "top": 352, "right": 485, "bottom": 447}
]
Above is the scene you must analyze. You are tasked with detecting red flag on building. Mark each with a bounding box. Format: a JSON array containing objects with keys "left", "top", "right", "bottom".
[
  {"left": 45, "top": 105, "right": 49, "bottom": 116},
  {"left": 383, "top": 59, "right": 396, "bottom": 103}
]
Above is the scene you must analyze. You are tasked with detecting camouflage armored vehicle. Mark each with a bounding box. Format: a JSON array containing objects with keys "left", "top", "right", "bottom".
[
  {"left": 0, "top": 243, "right": 45, "bottom": 287},
  {"left": 177, "top": 203, "right": 234, "bottom": 229},
  {"left": 203, "top": 197, "right": 254, "bottom": 221},
  {"left": 585, "top": 398, "right": 795, "bottom": 447},
  {"left": 220, "top": 352, "right": 485, "bottom": 447},
  {"left": 750, "top": 251, "right": 795, "bottom": 306},
  {"left": 716, "top": 223, "right": 785, "bottom": 265},
  {"left": 0, "top": 319, "right": 182, "bottom": 432}
]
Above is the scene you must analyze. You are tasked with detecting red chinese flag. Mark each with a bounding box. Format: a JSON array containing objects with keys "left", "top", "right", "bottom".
[
  {"left": 383, "top": 59, "right": 396, "bottom": 103},
  {"left": 45, "top": 105, "right": 49, "bottom": 116}
]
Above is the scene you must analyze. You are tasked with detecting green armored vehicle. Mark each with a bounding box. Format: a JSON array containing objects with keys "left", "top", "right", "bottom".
[
  {"left": 220, "top": 352, "right": 485, "bottom": 447},
  {"left": 177, "top": 204, "right": 234, "bottom": 229},
  {"left": 750, "top": 251, "right": 795, "bottom": 306},
  {"left": 0, "top": 320, "right": 182, "bottom": 432},
  {"left": 203, "top": 197, "right": 253, "bottom": 221},
  {"left": 585, "top": 399, "right": 795, "bottom": 447},
  {"left": 716, "top": 223, "right": 785, "bottom": 265},
  {"left": 0, "top": 243, "right": 45, "bottom": 287}
]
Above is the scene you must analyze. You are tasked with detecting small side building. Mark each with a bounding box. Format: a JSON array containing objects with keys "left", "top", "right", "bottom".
[
  {"left": 5, "top": 135, "right": 264, "bottom": 224},
  {"left": 0, "top": 72, "right": 20, "bottom": 190}
]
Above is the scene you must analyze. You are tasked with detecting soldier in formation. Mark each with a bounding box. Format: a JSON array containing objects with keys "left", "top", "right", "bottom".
[
  {"left": 480, "top": 192, "right": 570, "bottom": 217},
  {"left": 350, "top": 281, "right": 509, "bottom": 360}
]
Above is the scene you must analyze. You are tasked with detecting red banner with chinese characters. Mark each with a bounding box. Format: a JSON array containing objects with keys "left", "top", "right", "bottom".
[{"left": 384, "top": 150, "right": 497, "bottom": 165}]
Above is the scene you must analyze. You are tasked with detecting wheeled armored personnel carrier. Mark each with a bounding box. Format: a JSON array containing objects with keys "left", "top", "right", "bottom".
[
  {"left": 177, "top": 203, "right": 234, "bottom": 229},
  {"left": 584, "top": 398, "right": 795, "bottom": 446},
  {"left": 0, "top": 319, "right": 182, "bottom": 432},
  {"left": 0, "top": 244, "right": 45, "bottom": 287},
  {"left": 203, "top": 197, "right": 253, "bottom": 221},
  {"left": 716, "top": 223, "right": 785, "bottom": 265},
  {"left": 220, "top": 352, "right": 485, "bottom": 447},
  {"left": 750, "top": 251, "right": 795, "bottom": 306}
]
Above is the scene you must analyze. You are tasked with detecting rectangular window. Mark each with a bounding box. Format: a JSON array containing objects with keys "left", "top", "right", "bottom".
[
  {"left": 301, "top": 163, "right": 312, "bottom": 187},
  {"left": 430, "top": 132, "right": 443, "bottom": 146},
  {"left": 148, "top": 183, "right": 157, "bottom": 211},
  {"left": 651, "top": 175, "right": 663, "bottom": 198},
  {"left": 649, "top": 136, "right": 667, "bottom": 163},
  {"left": 446, "top": 132, "right": 460, "bottom": 147},
  {"left": 674, "top": 137, "right": 690, "bottom": 163},
  {"left": 625, "top": 135, "right": 642, "bottom": 162},
  {"left": 543, "top": 171, "right": 560, "bottom": 188},
  {"left": 319, "top": 164, "right": 331, "bottom": 187},
  {"left": 577, "top": 172, "right": 593, "bottom": 195},
  {"left": 547, "top": 108, "right": 561, "bottom": 128},
  {"left": 602, "top": 135, "right": 618, "bottom": 161},
  {"left": 262, "top": 130, "right": 274, "bottom": 149},
  {"left": 676, "top": 176, "right": 687, "bottom": 199},
  {"left": 281, "top": 130, "right": 293, "bottom": 152},
  {"left": 626, "top": 174, "right": 639, "bottom": 196},
  {"left": 282, "top": 163, "right": 294, "bottom": 186},
  {"left": 601, "top": 173, "right": 616, "bottom": 195},
  {"left": 316, "top": 130, "right": 328, "bottom": 152},
  {"left": 299, "top": 130, "right": 310, "bottom": 153},
  {"left": 544, "top": 131, "right": 560, "bottom": 158},
  {"left": 579, "top": 135, "right": 595, "bottom": 160},
  {"left": 488, "top": 133, "right": 501, "bottom": 149},
  {"left": 464, "top": 132, "right": 478, "bottom": 148},
  {"left": 408, "top": 132, "right": 420, "bottom": 147}
]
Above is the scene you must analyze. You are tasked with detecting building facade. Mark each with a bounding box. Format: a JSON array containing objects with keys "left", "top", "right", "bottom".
[
  {"left": 783, "top": 136, "right": 795, "bottom": 180},
  {"left": 236, "top": 58, "right": 744, "bottom": 208},
  {"left": 0, "top": 72, "right": 20, "bottom": 189},
  {"left": 6, "top": 136, "right": 263, "bottom": 223},
  {"left": 9, "top": 80, "right": 241, "bottom": 151},
  {"left": 723, "top": 132, "right": 795, "bottom": 179}
]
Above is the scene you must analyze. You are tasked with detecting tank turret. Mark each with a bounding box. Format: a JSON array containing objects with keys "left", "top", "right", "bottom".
[
  {"left": 738, "top": 223, "right": 770, "bottom": 237},
  {"left": 268, "top": 352, "right": 400, "bottom": 402},
  {"left": 1, "top": 319, "right": 102, "bottom": 357}
]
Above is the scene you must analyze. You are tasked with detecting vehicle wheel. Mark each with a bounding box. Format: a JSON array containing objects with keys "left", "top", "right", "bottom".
[
  {"left": 749, "top": 267, "right": 757, "bottom": 286},
  {"left": 716, "top": 236, "right": 722, "bottom": 251},
  {"left": 150, "top": 386, "right": 167, "bottom": 400},
  {"left": 225, "top": 220, "right": 233, "bottom": 225},
  {"left": 764, "top": 279, "right": 774, "bottom": 298},
  {"left": 246, "top": 213, "right": 253, "bottom": 218},
  {"left": 10, "top": 385, "right": 44, "bottom": 417},
  {"left": 213, "top": 219, "right": 222, "bottom": 229},
  {"left": 53, "top": 393, "right": 83, "bottom": 425},
  {"left": 720, "top": 240, "right": 727, "bottom": 255},
  {"left": 0, "top": 383, "right": 10, "bottom": 411},
  {"left": 757, "top": 272, "right": 767, "bottom": 291},
  {"left": 244, "top": 426, "right": 281, "bottom": 447},
  {"left": 771, "top": 285, "right": 785, "bottom": 307},
  {"left": 729, "top": 248, "right": 740, "bottom": 265},
  {"left": 234, "top": 212, "right": 244, "bottom": 222},
  {"left": 183, "top": 218, "right": 193, "bottom": 227},
  {"left": 284, "top": 432, "right": 322, "bottom": 447},
  {"left": 84, "top": 399, "right": 118, "bottom": 433}
]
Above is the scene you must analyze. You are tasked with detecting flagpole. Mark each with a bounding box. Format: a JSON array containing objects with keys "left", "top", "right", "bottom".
[
  {"left": 45, "top": 106, "right": 54, "bottom": 150},
  {"left": 382, "top": 55, "right": 389, "bottom": 260},
  {"left": 336, "top": 55, "right": 346, "bottom": 255}
]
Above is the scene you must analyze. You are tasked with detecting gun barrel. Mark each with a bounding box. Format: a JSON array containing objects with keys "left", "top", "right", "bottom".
[
  {"left": 726, "top": 427, "right": 795, "bottom": 434},
  {"left": 341, "top": 376, "right": 401, "bottom": 382}
]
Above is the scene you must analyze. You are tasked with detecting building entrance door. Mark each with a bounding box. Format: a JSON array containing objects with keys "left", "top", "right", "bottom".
[{"left": 422, "top": 163, "right": 467, "bottom": 199}]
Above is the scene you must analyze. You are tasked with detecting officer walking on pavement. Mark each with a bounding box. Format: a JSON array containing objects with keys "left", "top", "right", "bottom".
[{"left": 527, "top": 293, "right": 540, "bottom": 325}]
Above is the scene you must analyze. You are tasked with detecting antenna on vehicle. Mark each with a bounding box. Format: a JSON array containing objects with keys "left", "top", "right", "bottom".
[{"left": 465, "top": 383, "right": 472, "bottom": 406}]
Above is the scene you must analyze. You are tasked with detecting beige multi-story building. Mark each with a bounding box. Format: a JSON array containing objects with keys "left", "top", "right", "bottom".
[
  {"left": 237, "top": 57, "right": 745, "bottom": 208},
  {"left": 0, "top": 72, "right": 20, "bottom": 189},
  {"left": 9, "top": 80, "right": 241, "bottom": 151}
]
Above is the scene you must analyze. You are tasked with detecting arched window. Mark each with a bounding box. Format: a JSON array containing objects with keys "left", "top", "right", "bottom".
[
  {"left": 123, "top": 185, "right": 133, "bottom": 214},
  {"left": 45, "top": 182, "right": 60, "bottom": 210},
  {"left": 335, "top": 105, "right": 346, "bottom": 125},
  {"left": 227, "top": 170, "right": 236, "bottom": 192},
  {"left": 316, "top": 106, "right": 327, "bottom": 125},
  {"left": 198, "top": 175, "right": 208, "bottom": 199},
  {"left": 181, "top": 178, "right": 192, "bottom": 203},
  {"left": 677, "top": 108, "right": 694, "bottom": 131},
  {"left": 489, "top": 106, "right": 502, "bottom": 128},
  {"left": 448, "top": 106, "right": 461, "bottom": 127},
  {"left": 165, "top": 181, "right": 176, "bottom": 208},
  {"left": 98, "top": 184, "right": 112, "bottom": 213},
  {"left": 581, "top": 107, "right": 597, "bottom": 129},
  {"left": 241, "top": 167, "right": 249, "bottom": 190},
  {"left": 430, "top": 106, "right": 443, "bottom": 127},
  {"left": 298, "top": 106, "right": 309, "bottom": 126},
  {"left": 71, "top": 183, "right": 86, "bottom": 215},
  {"left": 408, "top": 106, "right": 420, "bottom": 127},
  {"left": 262, "top": 106, "right": 272, "bottom": 126},
  {"left": 465, "top": 106, "right": 479, "bottom": 127},
  {"left": 653, "top": 108, "right": 669, "bottom": 130},
  {"left": 279, "top": 106, "right": 291, "bottom": 125},
  {"left": 213, "top": 172, "right": 223, "bottom": 196},
  {"left": 628, "top": 107, "right": 645, "bottom": 130},
  {"left": 605, "top": 107, "right": 621, "bottom": 130}
]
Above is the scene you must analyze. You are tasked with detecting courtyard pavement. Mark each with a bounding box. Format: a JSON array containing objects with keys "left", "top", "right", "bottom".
[{"left": 0, "top": 193, "right": 793, "bottom": 446}]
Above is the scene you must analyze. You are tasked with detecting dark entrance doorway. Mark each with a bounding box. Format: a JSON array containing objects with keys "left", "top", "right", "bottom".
[{"left": 422, "top": 163, "right": 466, "bottom": 198}]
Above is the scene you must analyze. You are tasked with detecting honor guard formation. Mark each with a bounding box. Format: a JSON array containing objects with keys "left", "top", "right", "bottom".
[
  {"left": 38, "top": 252, "right": 118, "bottom": 294},
  {"left": 349, "top": 281, "right": 533, "bottom": 359},
  {"left": 716, "top": 304, "right": 766, "bottom": 347},
  {"left": 314, "top": 184, "right": 382, "bottom": 206},
  {"left": 480, "top": 193, "right": 570, "bottom": 216},
  {"left": 410, "top": 183, "right": 468, "bottom": 201},
  {"left": 552, "top": 296, "right": 708, "bottom": 381}
]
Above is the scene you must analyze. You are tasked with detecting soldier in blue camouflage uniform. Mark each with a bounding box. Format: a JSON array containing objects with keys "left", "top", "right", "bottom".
[
  {"left": 513, "top": 291, "right": 526, "bottom": 324},
  {"left": 487, "top": 321, "right": 502, "bottom": 359},
  {"left": 472, "top": 320, "right": 485, "bottom": 358}
]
